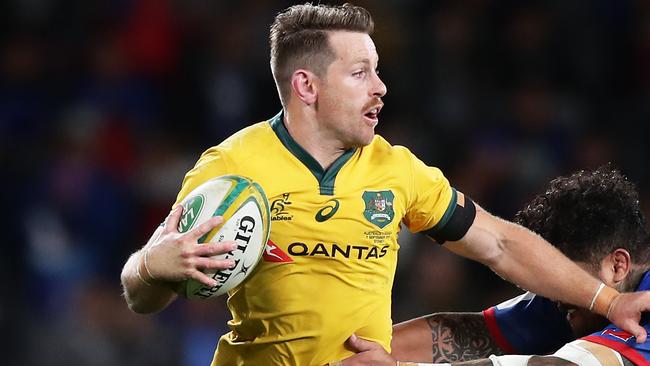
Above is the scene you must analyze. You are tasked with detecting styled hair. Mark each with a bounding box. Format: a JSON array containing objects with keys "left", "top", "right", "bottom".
[
  {"left": 269, "top": 3, "right": 374, "bottom": 105},
  {"left": 514, "top": 165, "right": 649, "bottom": 267}
]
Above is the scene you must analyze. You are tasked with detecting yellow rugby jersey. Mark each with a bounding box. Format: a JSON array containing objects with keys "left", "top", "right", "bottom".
[{"left": 174, "top": 112, "right": 460, "bottom": 366}]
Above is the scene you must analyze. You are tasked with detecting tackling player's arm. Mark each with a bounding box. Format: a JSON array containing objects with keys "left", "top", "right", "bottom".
[
  {"left": 121, "top": 205, "right": 236, "bottom": 313},
  {"left": 341, "top": 337, "right": 635, "bottom": 366},
  {"left": 392, "top": 313, "right": 502, "bottom": 363},
  {"left": 431, "top": 196, "right": 650, "bottom": 342}
]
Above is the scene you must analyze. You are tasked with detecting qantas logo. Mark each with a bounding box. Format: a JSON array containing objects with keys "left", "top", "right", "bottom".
[
  {"left": 602, "top": 329, "right": 634, "bottom": 342},
  {"left": 263, "top": 240, "right": 293, "bottom": 263},
  {"left": 262, "top": 240, "right": 390, "bottom": 261},
  {"left": 288, "top": 242, "right": 389, "bottom": 260}
]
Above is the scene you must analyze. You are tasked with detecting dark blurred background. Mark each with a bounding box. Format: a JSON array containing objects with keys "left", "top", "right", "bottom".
[{"left": 2, "top": 0, "right": 650, "bottom": 365}]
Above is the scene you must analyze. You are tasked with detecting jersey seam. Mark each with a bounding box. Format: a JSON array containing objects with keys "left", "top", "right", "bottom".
[{"left": 217, "top": 146, "right": 233, "bottom": 173}]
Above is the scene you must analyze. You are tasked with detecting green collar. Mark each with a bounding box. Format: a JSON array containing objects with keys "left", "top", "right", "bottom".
[{"left": 269, "top": 111, "right": 356, "bottom": 195}]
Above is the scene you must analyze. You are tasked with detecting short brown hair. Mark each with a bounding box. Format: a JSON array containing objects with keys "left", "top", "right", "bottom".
[{"left": 269, "top": 3, "right": 374, "bottom": 105}]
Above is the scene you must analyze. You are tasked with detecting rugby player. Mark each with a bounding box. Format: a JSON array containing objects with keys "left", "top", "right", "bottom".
[{"left": 121, "top": 4, "right": 650, "bottom": 365}]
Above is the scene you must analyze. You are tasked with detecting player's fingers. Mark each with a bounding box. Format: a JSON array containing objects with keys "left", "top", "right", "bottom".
[
  {"left": 195, "top": 241, "right": 237, "bottom": 257},
  {"left": 345, "top": 334, "right": 378, "bottom": 353},
  {"left": 187, "top": 216, "right": 224, "bottom": 240},
  {"left": 633, "top": 323, "right": 647, "bottom": 343},
  {"left": 164, "top": 205, "right": 184, "bottom": 233},
  {"left": 194, "top": 257, "right": 237, "bottom": 271},
  {"left": 189, "top": 269, "right": 218, "bottom": 288}
]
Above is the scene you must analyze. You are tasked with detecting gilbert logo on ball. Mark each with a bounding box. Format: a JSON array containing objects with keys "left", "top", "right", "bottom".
[{"left": 176, "top": 175, "right": 271, "bottom": 299}]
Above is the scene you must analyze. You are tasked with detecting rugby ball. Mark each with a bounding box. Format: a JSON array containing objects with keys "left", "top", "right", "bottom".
[{"left": 176, "top": 175, "right": 270, "bottom": 299}]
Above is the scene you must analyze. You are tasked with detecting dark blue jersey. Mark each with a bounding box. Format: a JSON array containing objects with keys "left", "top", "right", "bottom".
[{"left": 483, "top": 291, "right": 574, "bottom": 354}]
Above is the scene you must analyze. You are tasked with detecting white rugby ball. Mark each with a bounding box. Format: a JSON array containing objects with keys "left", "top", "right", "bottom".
[{"left": 176, "top": 175, "right": 270, "bottom": 299}]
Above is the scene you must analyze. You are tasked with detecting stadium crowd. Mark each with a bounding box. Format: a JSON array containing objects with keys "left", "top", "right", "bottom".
[{"left": 2, "top": 0, "right": 650, "bottom": 364}]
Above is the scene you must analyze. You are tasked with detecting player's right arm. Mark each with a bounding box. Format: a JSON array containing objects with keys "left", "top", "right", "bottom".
[
  {"left": 392, "top": 313, "right": 503, "bottom": 363},
  {"left": 122, "top": 146, "right": 238, "bottom": 313},
  {"left": 121, "top": 204, "right": 237, "bottom": 314}
]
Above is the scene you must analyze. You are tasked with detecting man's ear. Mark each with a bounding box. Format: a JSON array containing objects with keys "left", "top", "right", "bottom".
[
  {"left": 291, "top": 69, "right": 319, "bottom": 105},
  {"left": 610, "top": 248, "right": 632, "bottom": 284}
]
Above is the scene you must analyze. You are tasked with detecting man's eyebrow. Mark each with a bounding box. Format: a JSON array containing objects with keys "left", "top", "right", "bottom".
[{"left": 351, "top": 57, "right": 379, "bottom": 67}]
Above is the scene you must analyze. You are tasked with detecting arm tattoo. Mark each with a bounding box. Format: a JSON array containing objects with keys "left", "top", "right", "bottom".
[{"left": 427, "top": 313, "right": 503, "bottom": 363}]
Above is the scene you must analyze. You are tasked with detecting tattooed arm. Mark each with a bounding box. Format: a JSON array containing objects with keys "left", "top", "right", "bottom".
[
  {"left": 436, "top": 356, "right": 579, "bottom": 366},
  {"left": 391, "top": 312, "right": 503, "bottom": 363},
  {"left": 339, "top": 338, "right": 635, "bottom": 366},
  {"left": 342, "top": 310, "right": 635, "bottom": 366},
  {"left": 341, "top": 337, "right": 587, "bottom": 366}
]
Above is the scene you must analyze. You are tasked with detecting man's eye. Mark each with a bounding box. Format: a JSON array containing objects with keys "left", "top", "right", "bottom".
[{"left": 353, "top": 70, "right": 365, "bottom": 77}]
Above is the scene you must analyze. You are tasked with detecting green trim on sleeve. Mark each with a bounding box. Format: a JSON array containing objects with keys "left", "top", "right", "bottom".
[{"left": 425, "top": 188, "right": 458, "bottom": 235}]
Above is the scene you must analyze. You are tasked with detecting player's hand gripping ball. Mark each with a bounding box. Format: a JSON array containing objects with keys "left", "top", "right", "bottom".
[{"left": 176, "top": 175, "right": 271, "bottom": 299}]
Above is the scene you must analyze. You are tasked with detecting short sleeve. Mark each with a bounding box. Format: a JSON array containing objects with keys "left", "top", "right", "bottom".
[
  {"left": 402, "top": 152, "right": 455, "bottom": 233},
  {"left": 173, "top": 147, "right": 232, "bottom": 206}
]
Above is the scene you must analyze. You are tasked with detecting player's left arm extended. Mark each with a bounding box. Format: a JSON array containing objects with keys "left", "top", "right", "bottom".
[{"left": 441, "top": 202, "right": 650, "bottom": 342}]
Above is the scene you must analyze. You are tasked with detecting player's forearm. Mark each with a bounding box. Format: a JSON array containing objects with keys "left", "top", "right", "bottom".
[
  {"left": 121, "top": 249, "right": 177, "bottom": 313},
  {"left": 447, "top": 208, "right": 608, "bottom": 317},
  {"left": 487, "top": 220, "right": 603, "bottom": 314},
  {"left": 392, "top": 313, "right": 502, "bottom": 363}
]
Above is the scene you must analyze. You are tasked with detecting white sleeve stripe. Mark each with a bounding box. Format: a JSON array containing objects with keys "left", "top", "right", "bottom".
[{"left": 495, "top": 292, "right": 536, "bottom": 310}]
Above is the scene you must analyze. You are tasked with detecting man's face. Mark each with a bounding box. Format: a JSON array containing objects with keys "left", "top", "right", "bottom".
[{"left": 316, "top": 31, "right": 387, "bottom": 148}]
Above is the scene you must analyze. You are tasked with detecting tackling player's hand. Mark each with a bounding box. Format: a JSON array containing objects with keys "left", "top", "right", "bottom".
[
  {"left": 143, "top": 205, "right": 237, "bottom": 287},
  {"left": 607, "top": 291, "right": 650, "bottom": 343},
  {"left": 338, "top": 334, "right": 396, "bottom": 366}
]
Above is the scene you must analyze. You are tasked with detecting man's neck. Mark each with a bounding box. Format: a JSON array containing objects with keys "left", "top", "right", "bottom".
[
  {"left": 283, "top": 109, "right": 347, "bottom": 171},
  {"left": 622, "top": 265, "right": 650, "bottom": 293}
]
